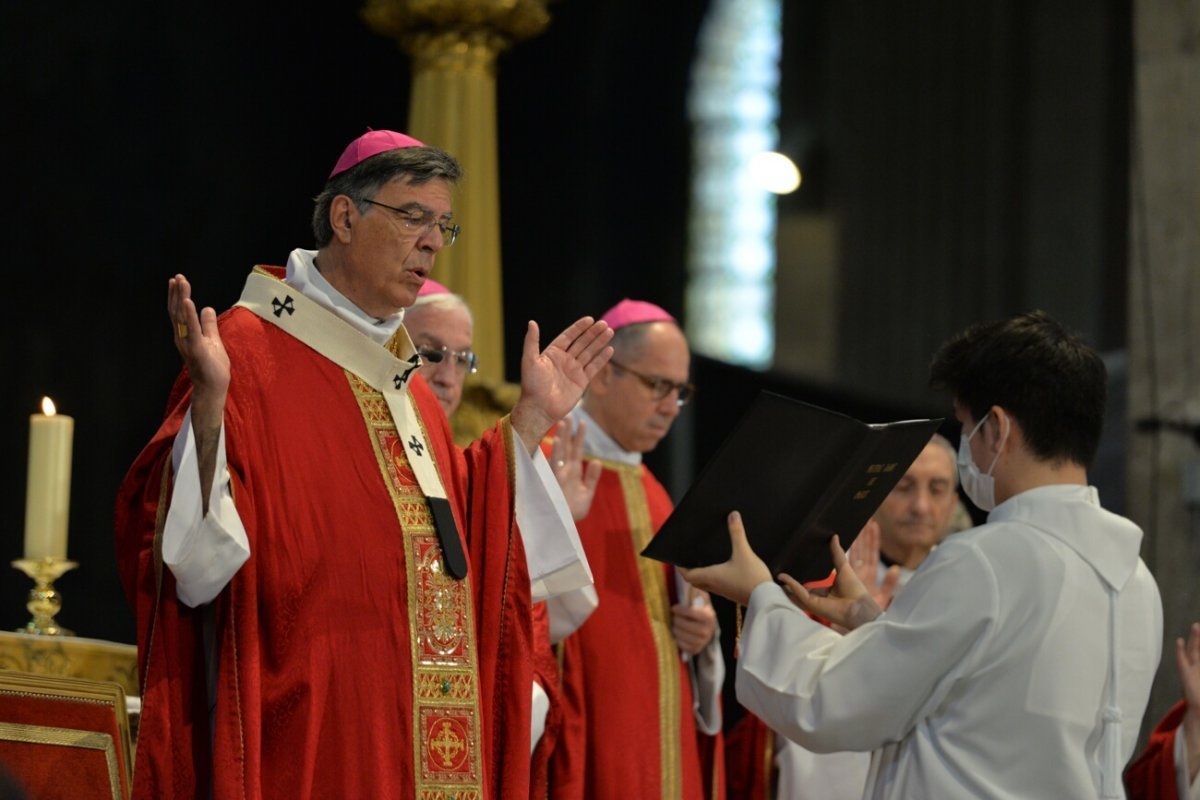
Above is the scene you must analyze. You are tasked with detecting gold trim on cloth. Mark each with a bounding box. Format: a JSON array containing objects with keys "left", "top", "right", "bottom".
[
  {"left": 0, "top": 632, "right": 138, "bottom": 697},
  {"left": 350, "top": 373, "right": 484, "bottom": 800},
  {"left": 0, "top": 671, "right": 133, "bottom": 800},
  {"left": 617, "top": 464, "right": 682, "bottom": 800},
  {"left": 0, "top": 721, "right": 122, "bottom": 799}
]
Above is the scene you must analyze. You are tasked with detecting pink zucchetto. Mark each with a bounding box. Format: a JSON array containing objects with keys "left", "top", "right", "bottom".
[
  {"left": 418, "top": 278, "right": 450, "bottom": 297},
  {"left": 599, "top": 299, "right": 677, "bottom": 331},
  {"left": 329, "top": 129, "right": 425, "bottom": 178}
]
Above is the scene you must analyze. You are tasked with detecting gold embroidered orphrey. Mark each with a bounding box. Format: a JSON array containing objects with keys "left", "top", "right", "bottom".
[
  {"left": 351, "top": 372, "right": 484, "bottom": 800},
  {"left": 618, "top": 463, "right": 682, "bottom": 800}
]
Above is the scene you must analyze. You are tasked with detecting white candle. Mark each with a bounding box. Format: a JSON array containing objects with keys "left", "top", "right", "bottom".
[{"left": 24, "top": 397, "right": 74, "bottom": 561}]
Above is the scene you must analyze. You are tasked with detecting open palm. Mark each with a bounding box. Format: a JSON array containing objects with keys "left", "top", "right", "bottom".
[{"left": 512, "top": 318, "right": 613, "bottom": 451}]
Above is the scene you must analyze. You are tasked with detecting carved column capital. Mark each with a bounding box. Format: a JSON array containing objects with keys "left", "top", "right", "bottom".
[{"left": 362, "top": 0, "right": 552, "bottom": 55}]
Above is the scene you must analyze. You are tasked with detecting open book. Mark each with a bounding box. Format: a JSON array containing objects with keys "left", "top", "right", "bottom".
[{"left": 641, "top": 391, "right": 944, "bottom": 584}]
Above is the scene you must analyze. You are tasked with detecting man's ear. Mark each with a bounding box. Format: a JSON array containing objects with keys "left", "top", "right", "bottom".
[
  {"left": 987, "top": 405, "right": 1014, "bottom": 451},
  {"left": 329, "top": 195, "right": 358, "bottom": 244},
  {"left": 589, "top": 363, "right": 613, "bottom": 396}
]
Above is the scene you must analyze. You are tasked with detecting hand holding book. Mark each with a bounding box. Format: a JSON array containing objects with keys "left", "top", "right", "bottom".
[
  {"left": 682, "top": 512, "right": 884, "bottom": 632},
  {"left": 642, "top": 391, "right": 944, "bottom": 584},
  {"left": 678, "top": 511, "right": 772, "bottom": 607}
]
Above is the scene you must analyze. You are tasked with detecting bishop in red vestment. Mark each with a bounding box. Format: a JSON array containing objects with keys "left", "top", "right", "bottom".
[
  {"left": 115, "top": 132, "right": 612, "bottom": 800},
  {"left": 548, "top": 300, "right": 725, "bottom": 800}
]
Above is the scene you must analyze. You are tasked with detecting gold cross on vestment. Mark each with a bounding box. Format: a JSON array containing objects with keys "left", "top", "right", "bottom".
[{"left": 431, "top": 720, "right": 465, "bottom": 767}]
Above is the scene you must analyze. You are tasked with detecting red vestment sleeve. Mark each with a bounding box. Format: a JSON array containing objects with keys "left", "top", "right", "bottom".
[
  {"left": 1125, "top": 700, "right": 1186, "bottom": 800},
  {"left": 115, "top": 372, "right": 215, "bottom": 800},
  {"left": 530, "top": 601, "right": 565, "bottom": 798}
]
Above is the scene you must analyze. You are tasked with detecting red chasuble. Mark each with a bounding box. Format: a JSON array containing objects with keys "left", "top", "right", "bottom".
[
  {"left": 115, "top": 267, "right": 534, "bottom": 800},
  {"left": 723, "top": 713, "right": 774, "bottom": 800},
  {"left": 529, "top": 601, "right": 565, "bottom": 799},
  {"left": 1125, "top": 700, "right": 1186, "bottom": 800},
  {"left": 549, "top": 461, "right": 724, "bottom": 800}
]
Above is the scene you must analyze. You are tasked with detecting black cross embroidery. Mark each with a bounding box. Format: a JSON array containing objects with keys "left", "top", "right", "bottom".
[
  {"left": 394, "top": 354, "right": 421, "bottom": 388},
  {"left": 272, "top": 295, "right": 296, "bottom": 317},
  {"left": 408, "top": 435, "right": 424, "bottom": 457}
]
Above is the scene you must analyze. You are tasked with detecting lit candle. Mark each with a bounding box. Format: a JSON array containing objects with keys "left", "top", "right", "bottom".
[{"left": 24, "top": 397, "right": 74, "bottom": 561}]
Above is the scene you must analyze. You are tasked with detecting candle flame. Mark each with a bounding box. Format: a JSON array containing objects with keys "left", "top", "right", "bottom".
[{"left": 41, "top": 397, "right": 57, "bottom": 416}]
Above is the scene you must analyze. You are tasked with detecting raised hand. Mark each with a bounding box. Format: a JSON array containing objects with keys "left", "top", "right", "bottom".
[
  {"left": 168, "top": 274, "right": 230, "bottom": 408},
  {"left": 511, "top": 318, "right": 613, "bottom": 453},
  {"left": 168, "top": 274, "right": 229, "bottom": 508},
  {"left": 778, "top": 535, "right": 883, "bottom": 633},
  {"left": 847, "top": 519, "right": 901, "bottom": 611},
  {"left": 1179, "top": 621, "right": 1200, "bottom": 782},
  {"left": 550, "top": 419, "right": 603, "bottom": 521}
]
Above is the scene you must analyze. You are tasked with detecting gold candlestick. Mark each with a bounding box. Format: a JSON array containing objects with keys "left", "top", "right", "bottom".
[{"left": 12, "top": 557, "right": 78, "bottom": 636}]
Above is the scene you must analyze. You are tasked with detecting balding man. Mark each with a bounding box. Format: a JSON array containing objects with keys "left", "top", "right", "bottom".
[
  {"left": 550, "top": 299, "right": 724, "bottom": 800},
  {"left": 872, "top": 433, "right": 959, "bottom": 588}
]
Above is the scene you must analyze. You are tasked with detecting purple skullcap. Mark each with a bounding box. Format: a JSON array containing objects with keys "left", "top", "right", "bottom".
[
  {"left": 328, "top": 129, "right": 425, "bottom": 178},
  {"left": 418, "top": 278, "right": 450, "bottom": 297},
  {"left": 599, "top": 299, "right": 677, "bottom": 331}
]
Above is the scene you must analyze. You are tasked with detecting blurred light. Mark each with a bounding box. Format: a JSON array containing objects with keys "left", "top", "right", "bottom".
[
  {"left": 686, "top": 0, "right": 782, "bottom": 369},
  {"left": 749, "top": 151, "right": 801, "bottom": 194}
]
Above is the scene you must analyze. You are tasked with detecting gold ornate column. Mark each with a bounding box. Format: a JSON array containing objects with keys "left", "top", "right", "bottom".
[{"left": 362, "top": 0, "right": 553, "bottom": 384}]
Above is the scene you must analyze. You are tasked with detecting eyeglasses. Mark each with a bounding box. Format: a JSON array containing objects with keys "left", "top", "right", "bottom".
[
  {"left": 362, "top": 199, "right": 461, "bottom": 246},
  {"left": 609, "top": 359, "right": 695, "bottom": 407},
  {"left": 418, "top": 345, "right": 479, "bottom": 375}
]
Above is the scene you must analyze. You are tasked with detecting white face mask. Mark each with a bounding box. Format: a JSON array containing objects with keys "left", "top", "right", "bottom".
[{"left": 957, "top": 412, "right": 1008, "bottom": 512}]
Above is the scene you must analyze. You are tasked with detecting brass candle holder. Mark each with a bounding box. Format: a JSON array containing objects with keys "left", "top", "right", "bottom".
[{"left": 12, "top": 557, "right": 78, "bottom": 636}]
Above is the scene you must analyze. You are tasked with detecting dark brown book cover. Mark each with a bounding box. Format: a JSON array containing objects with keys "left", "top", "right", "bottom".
[{"left": 641, "top": 391, "right": 943, "bottom": 584}]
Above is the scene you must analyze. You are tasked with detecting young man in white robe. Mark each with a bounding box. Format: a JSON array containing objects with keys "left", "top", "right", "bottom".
[{"left": 685, "top": 310, "right": 1163, "bottom": 799}]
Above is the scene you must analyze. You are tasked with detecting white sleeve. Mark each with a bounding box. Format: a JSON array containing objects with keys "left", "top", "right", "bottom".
[
  {"left": 512, "top": 440, "right": 593, "bottom": 602},
  {"left": 691, "top": 630, "right": 724, "bottom": 735},
  {"left": 676, "top": 570, "right": 723, "bottom": 735},
  {"left": 774, "top": 735, "right": 870, "bottom": 800},
  {"left": 545, "top": 585, "right": 599, "bottom": 644},
  {"left": 1175, "top": 723, "right": 1199, "bottom": 800},
  {"left": 531, "top": 680, "right": 550, "bottom": 754},
  {"left": 163, "top": 409, "right": 250, "bottom": 608},
  {"left": 735, "top": 544, "right": 997, "bottom": 754}
]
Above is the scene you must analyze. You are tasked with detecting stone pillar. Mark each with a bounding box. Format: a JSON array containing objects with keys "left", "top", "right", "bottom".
[
  {"left": 362, "top": 0, "right": 552, "bottom": 383},
  {"left": 1128, "top": 0, "right": 1200, "bottom": 731}
]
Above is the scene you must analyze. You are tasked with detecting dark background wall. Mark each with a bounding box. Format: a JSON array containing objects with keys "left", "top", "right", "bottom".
[{"left": 0, "top": 0, "right": 1132, "bottom": 665}]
